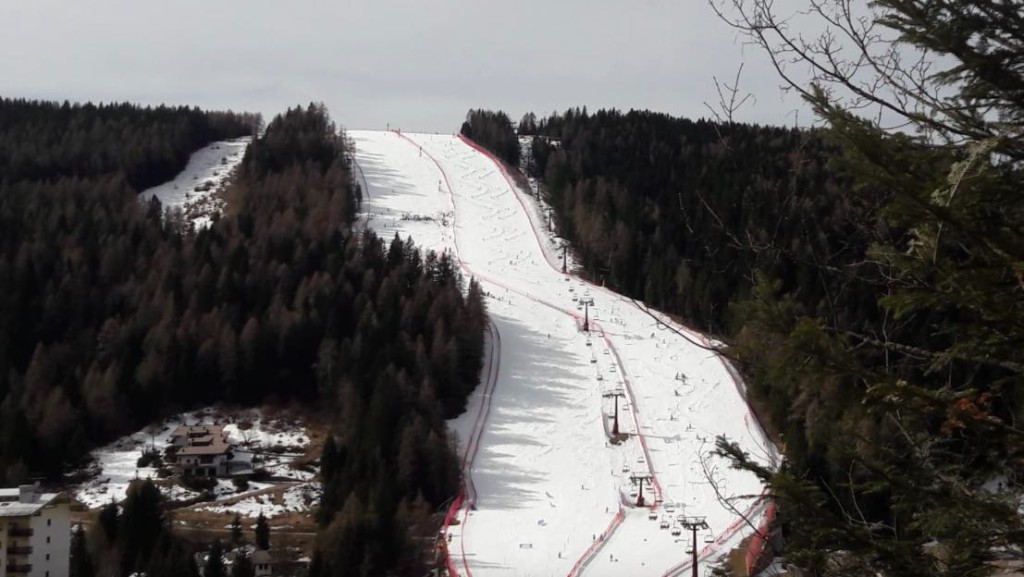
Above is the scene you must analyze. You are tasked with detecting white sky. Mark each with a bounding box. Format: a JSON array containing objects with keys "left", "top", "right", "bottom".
[{"left": 0, "top": 0, "right": 809, "bottom": 132}]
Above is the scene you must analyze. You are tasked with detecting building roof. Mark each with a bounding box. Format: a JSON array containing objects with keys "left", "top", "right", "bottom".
[
  {"left": 252, "top": 550, "right": 272, "bottom": 564},
  {"left": 171, "top": 424, "right": 228, "bottom": 439},
  {"left": 0, "top": 486, "right": 66, "bottom": 518},
  {"left": 178, "top": 440, "right": 232, "bottom": 456},
  {"left": 172, "top": 424, "right": 233, "bottom": 456}
]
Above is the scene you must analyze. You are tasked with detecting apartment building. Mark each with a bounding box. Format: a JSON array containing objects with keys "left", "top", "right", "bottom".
[{"left": 0, "top": 484, "right": 70, "bottom": 577}]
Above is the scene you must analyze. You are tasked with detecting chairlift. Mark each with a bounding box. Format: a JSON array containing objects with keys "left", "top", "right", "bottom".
[
  {"left": 597, "top": 373, "right": 604, "bottom": 381},
  {"left": 660, "top": 520, "right": 670, "bottom": 529},
  {"left": 591, "top": 356, "right": 597, "bottom": 364},
  {"left": 704, "top": 533, "right": 715, "bottom": 544},
  {"left": 648, "top": 511, "right": 659, "bottom": 521},
  {"left": 586, "top": 339, "right": 592, "bottom": 347},
  {"left": 622, "top": 465, "right": 630, "bottom": 473},
  {"left": 610, "top": 366, "right": 617, "bottom": 372},
  {"left": 603, "top": 349, "right": 610, "bottom": 355},
  {"left": 671, "top": 527, "right": 682, "bottom": 537}
]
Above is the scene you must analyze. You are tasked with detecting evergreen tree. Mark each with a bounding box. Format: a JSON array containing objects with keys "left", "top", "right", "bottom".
[
  {"left": 205, "top": 541, "right": 226, "bottom": 577},
  {"left": 230, "top": 513, "right": 243, "bottom": 546},
  {"left": 120, "top": 480, "right": 166, "bottom": 576},
  {"left": 709, "top": 0, "right": 1024, "bottom": 574},
  {"left": 70, "top": 525, "right": 95, "bottom": 577},
  {"left": 145, "top": 536, "right": 199, "bottom": 577},
  {"left": 98, "top": 501, "right": 119, "bottom": 542},
  {"left": 255, "top": 513, "right": 270, "bottom": 550},
  {"left": 231, "top": 551, "right": 255, "bottom": 577}
]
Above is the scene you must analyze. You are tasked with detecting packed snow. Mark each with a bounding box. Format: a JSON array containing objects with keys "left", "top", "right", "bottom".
[
  {"left": 71, "top": 407, "right": 311, "bottom": 509},
  {"left": 352, "top": 130, "right": 779, "bottom": 577},
  {"left": 138, "top": 137, "right": 250, "bottom": 228}
]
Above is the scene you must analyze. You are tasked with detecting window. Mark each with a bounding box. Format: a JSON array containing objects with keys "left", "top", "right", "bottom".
[
  {"left": 47, "top": 536, "right": 51, "bottom": 543},
  {"left": 47, "top": 554, "right": 50, "bottom": 560},
  {"left": 47, "top": 518, "right": 51, "bottom": 526}
]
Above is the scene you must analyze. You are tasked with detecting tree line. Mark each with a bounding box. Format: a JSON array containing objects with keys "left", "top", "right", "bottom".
[
  {"left": 0, "top": 98, "right": 259, "bottom": 190},
  {"left": 460, "top": 109, "right": 520, "bottom": 166}
]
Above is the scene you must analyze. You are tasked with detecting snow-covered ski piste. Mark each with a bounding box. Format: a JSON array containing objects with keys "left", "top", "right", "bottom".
[{"left": 352, "top": 130, "right": 779, "bottom": 577}]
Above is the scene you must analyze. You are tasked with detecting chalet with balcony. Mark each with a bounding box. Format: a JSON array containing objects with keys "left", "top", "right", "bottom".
[{"left": 168, "top": 424, "right": 235, "bottom": 477}]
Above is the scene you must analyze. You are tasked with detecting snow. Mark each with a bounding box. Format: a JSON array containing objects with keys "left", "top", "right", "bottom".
[
  {"left": 197, "top": 482, "right": 321, "bottom": 518},
  {"left": 352, "top": 130, "right": 779, "bottom": 577},
  {"left": 71, "top": 407, "right": 311, "bottom": 509},
  {"left": 138, "top": 137, "right": 250, "bottom": 228}
]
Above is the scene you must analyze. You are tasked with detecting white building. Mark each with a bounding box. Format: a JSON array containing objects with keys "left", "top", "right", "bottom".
[{"left": 0, "top": 484, "right": 70, "bottom": 577}]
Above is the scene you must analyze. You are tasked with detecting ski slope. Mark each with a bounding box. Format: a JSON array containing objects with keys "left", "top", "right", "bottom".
[
  {"left": 138, "top": 137, "right": 250, "bottom": 228},
  {"left": 351, "top": 130, "right": 778, "bottom": 577}
]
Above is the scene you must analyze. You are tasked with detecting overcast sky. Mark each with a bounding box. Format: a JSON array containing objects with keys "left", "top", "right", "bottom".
[{"left": 0, "top": 0, "right": 809, "bottom": 133}]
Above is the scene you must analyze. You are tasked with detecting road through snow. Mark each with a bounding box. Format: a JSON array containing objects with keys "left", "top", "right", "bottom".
[{"left": 352, "top": 130, "right": 777, "bottom": 577}]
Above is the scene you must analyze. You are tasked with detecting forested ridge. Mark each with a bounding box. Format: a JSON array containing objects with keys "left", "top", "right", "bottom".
[
  {"left": 488, "top": 87, "right": 1022, "bottom": 571},
  {"left": 522, "top": 109, "right": 883, "bottom": 334},
  {"left": 1, "top": 99, "right": 488, "bottom": 577},
  {"left": 0, "top": 98, "right": 259, "bottom": 190},
  {"left": 460, "top": 109, "right": 520, "bottom": 167},
  {"left": 512, "top": 106, "right": 899, "bottom": 505}
]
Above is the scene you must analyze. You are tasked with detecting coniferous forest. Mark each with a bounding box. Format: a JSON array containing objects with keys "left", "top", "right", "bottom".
[
  {"left": 511, "top": 108, "right": 890, "bottom": 493},
  {"left": 0, "top": 98, "right": 488, "bottom": 577},
  {"left": 460, "top": 109, "right": 520, "bottom": 167},
  {"left": 497, "top": 100, "right": 1024, "bottom": 573}
]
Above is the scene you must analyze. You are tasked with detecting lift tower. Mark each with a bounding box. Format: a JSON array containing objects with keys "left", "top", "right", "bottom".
[
  {"left": 629, "top": 474, "right": 653, "bottom": 507},
  {"left": 582, "top": 297, "right": 594, "bottom": 332},
  {"left": 602, "top": 389, "right": 625, "bottom": 436},
  {"left": 679, "top": 516, "right": 710, "bottom": 577}
]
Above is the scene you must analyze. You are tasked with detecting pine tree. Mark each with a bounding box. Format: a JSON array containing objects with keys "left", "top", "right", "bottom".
[
  {"left": 710, "top": 0, "right": 1024, "bottom": 575},
  {"left": 254, "top": 513, "right": 270, "bottom": 550},
  {"left": 98, "top": 501, "right": 119, "bottom": 542},
  {"left": 205, "top": 540, "right": 226, "bottom": 577},
  {"left": 120, "top": 479, "right": 166, "bottom": 575},
  {"left": 231, "top": 551, "right": 255, "bottom": 577},
  {"left": 70, "top": 525, "right": 95, "bottom": 577},
  {"left": 230, "top": 513, "right": 243, "bottom": 546}
]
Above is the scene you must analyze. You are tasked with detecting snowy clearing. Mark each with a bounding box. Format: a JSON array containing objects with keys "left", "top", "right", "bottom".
[
  {"left": 71, "top": 407, "right": 311, "bottom": 509},
  {"left": 138, "top": 137, "right": 250, "bottom": 228},
  {"left": 197, "top": 482, "right": 323, "bottom": 518},
  {"left": 353, "top": 130, "right": 778, "bottom": 577}
]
